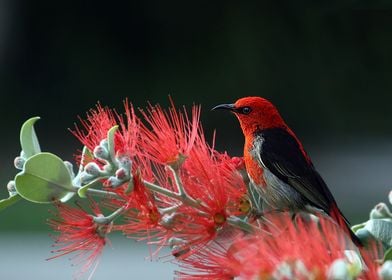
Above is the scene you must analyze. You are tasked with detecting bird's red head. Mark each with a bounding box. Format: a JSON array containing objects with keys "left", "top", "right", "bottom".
[{"left": 212, "top": 96, "right": 287, "bottom": 136}]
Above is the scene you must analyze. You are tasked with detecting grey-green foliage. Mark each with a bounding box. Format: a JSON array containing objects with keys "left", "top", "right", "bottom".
[{"left": 352, "top": 191, "right": 392, "bottom": 256}]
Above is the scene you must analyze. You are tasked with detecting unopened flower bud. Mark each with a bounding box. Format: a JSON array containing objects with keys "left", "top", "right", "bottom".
[
  {"left": 14, "top": 156, "right": 25, "bottom": 170},
  {"left": 169, "top": 237, "right": 186, "bottom": 247},
  {"left": 273, "top": 261, "right": 295, "bottom": 279},
  {"left": 117, "top": 156, "right": 131, "bottom": 169},
  {"left": 160, "top": 212, "right": 178, "bottom": 228},
  {"left": 80, "top": 173, "right": 95, "bottom": 184},
  {"left": 389, "top": 191, "right": 392, "bottom": 206},
  {"left": 84, "top": 162, "right": 102, "bottom": 176},
  {"left": 344, "top": 250, "right": 362, "bottom": 277},
  {"left": 370, "top": 203, "right": 392, "bottom": 219},
  {"left": 115, "top": 168, "right": 128, "bottom": 180},
  {"left": 105, "top": 176, "right": 123, "bottom": 188},
  {"left": 93, "top": 145, "right": 109, "bottom": 160},
  {"left": 327, "top": 259, "right": 351, "bottom": 280},
  {"left": 99, "top": 139, "right": 108, "bottom": 149},
  {"left": 380, "top": 261, "right": 392, "bottom": 280},
  {"left": 272, "top": 260, "right": 311, "bottom": 279},
  {"left": 7, "top": 180, "right": 17, "bottom": 195},
  {"left": 19, "top": 150, "right": 26, "bottom": 159},
  {"left": 168, "top": 237, "right": 189, "bottom": 258}
]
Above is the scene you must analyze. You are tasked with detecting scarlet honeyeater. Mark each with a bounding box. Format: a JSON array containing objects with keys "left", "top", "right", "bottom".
[{"left": 213, "top": 96, "right": 360, "bottom": 244}]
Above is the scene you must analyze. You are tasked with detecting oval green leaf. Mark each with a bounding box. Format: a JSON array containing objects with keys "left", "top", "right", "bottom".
[
  {"left": 15, "top": 152, "right": 75, "bottom": 203},
  {"left": 385, "top": 247, "right": 392, "bottom": 262},
  {"left": 0, "top": 194, "right": 22, "bottom": 212},
  {"left": 365, "top": 219, "right": 392, "bottom": 247},
  {"left": 20, "top": 117, "right": 41, "bottom": 158}
]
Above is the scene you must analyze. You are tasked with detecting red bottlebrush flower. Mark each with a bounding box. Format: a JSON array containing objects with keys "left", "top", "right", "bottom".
[
  {"left": 231, "top": 214, "right": 349, "bottom": 279},
  {"left": 174, "top": 237, "right": 241, "bottom": 280},
  {"left": 139, "top": 99, "right": 201, "bottom": 165},
  {"left": 114, "top": 100, "right": 140, "bottom": 157},
  {"left": 111, "top": 173, "right": 176, "bottom": 259},
  {"left": 72, "top": 103, "right": 118, "bottom": 152},
  {"left": 154, "top": 138, "right": 248, "bottom": 259},
  {"left": 117, "top": 175, "right": 163, "bottom": 238},
  {"left": 182, "top": 138, "right": 247, "bottom": 217},
  {"left": 176, "top": 213, "right": 379, "bottom": 280},
  {"left": 166, "top": 206, "right": 227, "bottom": 261},
  {"left": 72, "top": 100, "right": 141, "bottom": 160},
  {"left": 47, "top": 202, "right": 111, "bottom": 279}
]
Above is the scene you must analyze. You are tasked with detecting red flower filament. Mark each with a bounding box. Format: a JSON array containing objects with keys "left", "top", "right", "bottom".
[{"left": 47, "top": 203, "right": 110, "bottom": 278}]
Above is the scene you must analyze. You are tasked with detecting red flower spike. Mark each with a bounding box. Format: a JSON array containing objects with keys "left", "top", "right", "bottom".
[
  {"left": 166, "top": 206, "right": 222, "bottom": 260},
  {"left": 72, "top": 100, "right": 141, "bottom": 163},
  {"left": 47, "top": 202, "right": 110, "bottom": 279},
  {"left": 176, "top": 213, "right": 379, "bottom": 280},
  {"left": 72, "top": 103, "right": 117, "bottom": 153},
  {"left": 139, "top": 99, "right": 201, "bottom": 165},
  {"left": 181, "top": 137, "right": 247, "bottom": 218},
  {"left": 114, "top": 99, "right": 140, "bottom": 157},
  {"left": 145, "top": 140, "right": 248, "bottom": 259},
  {"left": 117, "top": 175, "right": 169, "bottom": 244},
  {"left": 175, "top": 238, "right": 241, "bottom": 280}
]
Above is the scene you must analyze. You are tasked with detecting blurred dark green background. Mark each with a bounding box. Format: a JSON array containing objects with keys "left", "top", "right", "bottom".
[{"left": 1, "top": 1, "right": 392, "bottom": 232}]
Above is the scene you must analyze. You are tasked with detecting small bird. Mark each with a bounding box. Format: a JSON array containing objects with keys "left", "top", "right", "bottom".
[{"left": 212, "top": 96, "right": 360, "bottom": 244}]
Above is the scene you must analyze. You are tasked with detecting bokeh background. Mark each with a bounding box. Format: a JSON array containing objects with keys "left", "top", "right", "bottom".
[{"left": 1, "top": 1, "right": 392, "bottom": 279}]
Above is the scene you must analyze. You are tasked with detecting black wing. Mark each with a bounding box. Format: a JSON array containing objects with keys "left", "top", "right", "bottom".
[{"left": 256, "top": 128, "right": 337, "bottom": 214}]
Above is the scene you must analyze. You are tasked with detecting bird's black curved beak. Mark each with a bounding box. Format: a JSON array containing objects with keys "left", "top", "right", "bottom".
[{"left": 211, "top": 103, "right": 236, "bottom": 112}]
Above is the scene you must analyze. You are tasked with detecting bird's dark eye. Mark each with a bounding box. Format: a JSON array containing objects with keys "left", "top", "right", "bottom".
[{"left": 241, "top": 107, "right": 252, "bottom": 115}]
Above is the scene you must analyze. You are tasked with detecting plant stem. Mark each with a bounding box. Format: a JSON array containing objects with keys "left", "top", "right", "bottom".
[
  {"left": 159, "top": 204, "right": 181, "bottom": 215},
  {"left": 167, "top": 166, "right": 201, "bottom": 208},
  {"left": 143, "top": 179, "right": 203, "bottom": 210},
  {"left": 86, "top": 188, "right": 122, "bottom": 200},
  {"left": 143, "top": 180, "right": 180, "bottom": 199},
  {"left": 94, "top": 206, "right": 126, "bottom": 224},
  {"left": 168, "top": 165, "right": 186, "bottom": 196}
]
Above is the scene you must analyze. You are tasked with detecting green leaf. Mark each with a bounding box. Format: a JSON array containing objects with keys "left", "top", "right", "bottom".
[
  {"left": 107, "top": 125, "right": 118, "bottom": 163},
  {"left": 0, "top": 194, "right": 22, "bottom": 211},
  {"left": 385, "top": 247, "right": 392, "bottom": 262},
  {"left": 365, "top": 219, "right": 392, "bottom": 247},
  {"left": 355, "top": 228, "right": 376, "bottom": 246},
  {"left": 20, "top": 117, "right": 41, "bottom": 158},
  {"left": 351, "top": 222, "right": 367, "bottom": 233},
  {"left": 15, "top": 153, "right": 75, "bottom": 203}
]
